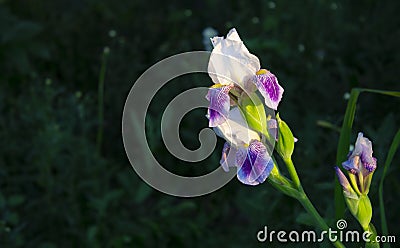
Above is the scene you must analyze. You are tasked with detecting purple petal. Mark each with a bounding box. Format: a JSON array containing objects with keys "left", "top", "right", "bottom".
[
  {"left": 220, "top": 142, "right": 237, "bottom": 172},
  {"left": 236, "top": 140, "right": 273, "bottom": 185},
  {"left": 363, "top": 157, "right": 377, "bottom": 173},
  {"left": 348, "top": 133, "right": 377, "bottom": 174},
  {"left": 267, "top": 118, "right": 298, "bottom": 142},
  {"left": 342, "top": 156, "right": 360, "bottom": 174},
  {"left": 335, "top": 166, "right": 358, "bottom": 199},
  {"left": 335, "top": 166, "right": 351, "bottom": 191},
  {"left": 357, "top": 133, "right": 377, "bottom": 173},
  {"left": 254, "top": 71, "right": 284, "bottom": 110},
  {"left": 267, "top": 119, "right": 278, "bottom": 140},
  {"left": 206, "top": 85, "right": 233, "bottom": 127}
]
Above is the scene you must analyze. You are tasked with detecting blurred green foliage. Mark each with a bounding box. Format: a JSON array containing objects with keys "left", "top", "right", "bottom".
[{"left": 0, "top": 0, "right": 399, "bottom": 247}]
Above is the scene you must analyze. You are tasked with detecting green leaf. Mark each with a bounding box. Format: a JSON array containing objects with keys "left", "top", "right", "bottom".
[
  {"left": 335, "top": 88, "right": 360, "bottom": 219},
  {"left": 379, "top": 129, "right": 400, "bottom": 248},
  {"left": 276, "top": 114, "right": 295, "bottom": 159},
  {"left": 316, "top": 120, "right": 341, "bottom": 133}
]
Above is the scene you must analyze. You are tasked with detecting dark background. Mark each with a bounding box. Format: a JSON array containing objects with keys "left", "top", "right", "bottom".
[{"left": 1, "top": 0, "right": 399, "bottom": 247}]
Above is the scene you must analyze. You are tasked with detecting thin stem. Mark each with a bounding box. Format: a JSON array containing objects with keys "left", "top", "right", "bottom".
[
  {"left": 284, "top": 158, "right": 301, "bottom": 190},
  {"left": 298, "top": 192, "right": 345, "bottom": 248},
  {"left": 282, "top": 158, "right": 345, "bottom": 247}
]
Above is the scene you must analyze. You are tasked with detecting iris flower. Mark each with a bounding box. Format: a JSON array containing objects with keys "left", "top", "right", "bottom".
[
  {"left": 335, "top": 132, "right": 377, "bottom": 229},
  {"left": 336, "top": 132, "right": 377, "bottom": 195},
  {"left": 205, "top": 28, "right": 283, "bottom": 185},
  {"left": 206, "top": 28, "right": 284, "bottom": 128}
]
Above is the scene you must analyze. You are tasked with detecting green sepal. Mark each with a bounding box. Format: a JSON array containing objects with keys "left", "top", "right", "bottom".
[
  {"left": 363, "top": 172, "right": 374, "bottom": 195},
  {"left": 276, "top": 114, "right": 295, "bottom": 159},
  {"left": 344, "top": 192, "right": 359, "bottom": 217},
  {"left": 349, "top": 173, "right": 362, "bottom": 195},
  {"left": 238, "top": 92, "right": 268, "bottom": 137},
  {"left": 267, "top": 162, "right": 301, "bottom": 199},
  {"left": 357, "top": 195, "right": 373, "bottom": 230}
]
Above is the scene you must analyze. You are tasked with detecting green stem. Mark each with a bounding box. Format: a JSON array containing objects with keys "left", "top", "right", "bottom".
[
  {"left": 297, "top": 192, "right": 345, "bottom": 248},
  {"left": 282, "top": 158, "right": 345, "bottom": 248},
  {"left": 284, "top": 158, "right": 301, "bottom": 190},
  {"left": 364, "top": 224, "right": 380, "bottom": 248}
]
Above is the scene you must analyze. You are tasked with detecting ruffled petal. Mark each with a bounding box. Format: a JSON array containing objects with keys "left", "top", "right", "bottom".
[
  {"left": 206, "top": 85, "right": 232, "bottom": 127},
  {"left": 356, "top": 133, "right": 377, "bottom": 173},
  {"left": 236, "top": 140, "right": 273, "bottom": 185},
  {"left": 213, "top": 107, "right": 260, "bottom": 147},
  {"left": 348, "top": 133, "right": 377, "bottom": 175},
  {"left": 254, "top": 70, "right": 284, "bottom": 110},
  {"left": 208, "top": 28, "right": 260, "bottom": 87},
  {"left": 342, "top": 156, "right": 361, "bottom": 174}
]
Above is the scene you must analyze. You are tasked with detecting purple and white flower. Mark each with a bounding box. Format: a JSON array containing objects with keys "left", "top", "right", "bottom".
[
  {"left": 206, "top": 28, "right": 284, "bottom": 127},
  {"left": 213, "top": 107, "right": 273, "bottom": 185},
  {"left": 205, "top": 28, "right": 287, "bottom": 185},
  {"left": 336, "top": 132, "right": 377, "bottom": 195},
  {"left": 342, "top": 132, "right": 377, "bottom": 176}
]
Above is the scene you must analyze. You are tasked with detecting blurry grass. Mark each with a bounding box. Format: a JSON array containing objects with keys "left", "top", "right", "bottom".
[
  {"left": 379, "top": 129, "right": 400, "bottom": 248},
  {"left": 96, "top": 47, "right": 110, "bottom": 154}
]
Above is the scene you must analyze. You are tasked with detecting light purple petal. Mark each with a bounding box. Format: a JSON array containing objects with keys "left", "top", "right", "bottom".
[
  {"left": 335, "top": 166, "right": 358, "bottom": 199},
  {"left": 347, "top": 133, "right": 377, "bottom": 175},
  {"left": 335, "top": 166, "right": 350, "bottom": 191},
  {"left": 220, "top": 142, "right": 237, "bottom": 172},
  {"left": 236, "top": 140, "right": 273, "bottom": 185},
  {"left": 206, "top": 85, "right": 232, "bottom": 127},
  {"left": 363, "top": 157, "right": 377, "bottom": 173},
  {"left": 267, "top": 119, "right": 278, "bottom": 140},
  {"left": 356, "top": 133, "right": 377, "bottom": 173},
  {"left": 342, "top": 156, "right": 360, "bottom": 174},
  {"left": 254, "top": 71, "right": 284, "bottom": 110},
  {"left": 267, "top": 118, "right": 298, "bottom": 142}
]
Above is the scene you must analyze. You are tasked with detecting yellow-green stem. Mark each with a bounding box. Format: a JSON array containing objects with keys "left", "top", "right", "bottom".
[
  {"left": 284, "top": 158, "right": 301, "bottom": 190},
  {"left": 298, "top": 192, "right": 345, "bottom": 248}
]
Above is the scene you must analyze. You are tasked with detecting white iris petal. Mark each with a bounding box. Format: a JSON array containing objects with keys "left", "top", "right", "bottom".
[
  {"left": 213, "top": 107, "right": 260, "bottom": 147},
  {"left": 208, "top": 28, "right": 260, "bottom": 88}
]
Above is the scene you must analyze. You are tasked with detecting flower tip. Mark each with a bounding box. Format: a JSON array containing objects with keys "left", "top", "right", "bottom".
[
  {"left": 334, "top": 166, "right": 341, "bottom": 174},
  {"left": 335, "top": 166, "right": 351, "bottom": 189}
]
